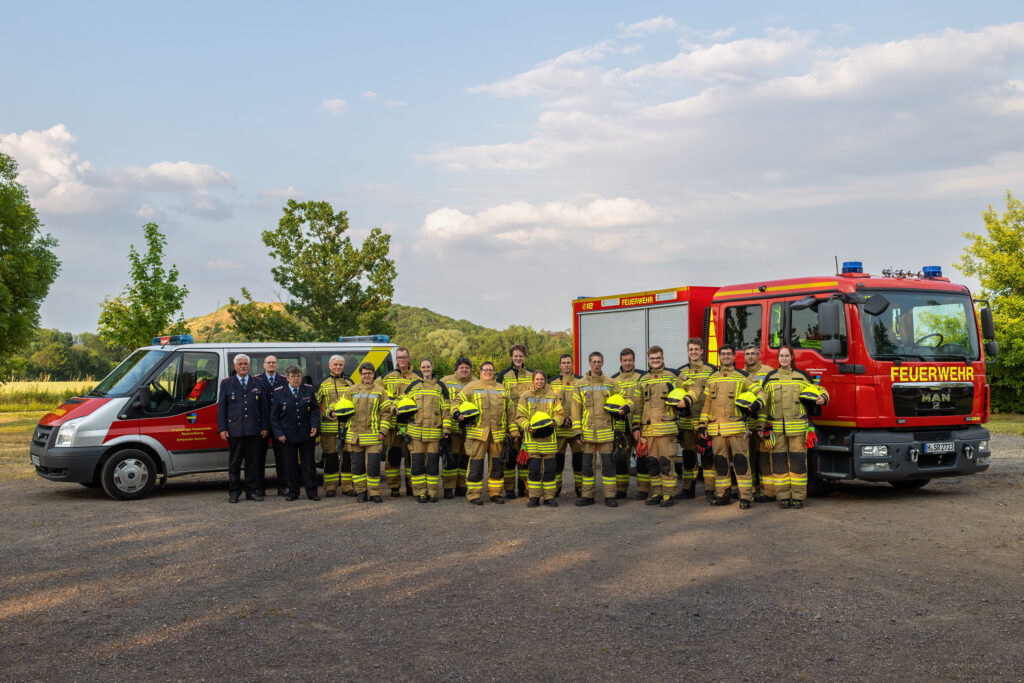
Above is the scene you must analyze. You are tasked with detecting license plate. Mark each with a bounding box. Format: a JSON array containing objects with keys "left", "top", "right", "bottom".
[
  {"left": 923, "top": 441, "right": 954, "bottom": 454},
  {"left": 30, "top": 454, "right": 40, "bottom": 466}
]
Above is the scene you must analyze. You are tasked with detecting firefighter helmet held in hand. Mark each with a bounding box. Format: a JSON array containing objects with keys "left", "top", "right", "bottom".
[
  {"left": 664, "top": 387, "right": 689, "bottom": 408},
  {"left": 604, "top": 393, "right": 630, "bottom": 416},
  {"left": 734, "top": 391, "right": 760, "bottom": 415},
  {"left": 394, "top": 396, "right": 419, "bottom": 422},
  {"left": 528, "top": 411, "right": 555, "bottom": 439},
  {"left": 330, "top": 396, "right": 355, "bottom": 421},
  {"left": 453, "top": 400, "right": 480, "bottom": 423},
  {"left": 799, "top": 384, "right": 825, "bottom": 404}
]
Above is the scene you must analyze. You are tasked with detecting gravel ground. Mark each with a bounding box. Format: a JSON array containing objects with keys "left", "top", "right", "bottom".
[{"left": 2, "top": 436, "right": 1023, "bottom": 682}]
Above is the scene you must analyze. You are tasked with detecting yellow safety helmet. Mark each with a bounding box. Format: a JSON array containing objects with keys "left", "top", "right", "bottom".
[
  {"left": 394, "top": 396, "right": 419, "bottom": 422},
  {"left": 529, "top": 411, "right": 555, "bottom": 439},
  {"left": 734, "top": 391, "right": 760, "bottom": 414},
  {"left": 799, "top": 384, "right": 825, "bottom": 403},
  {"left": 330, "top": 396, "right": 356, "bottom": 421},
  {"left": 453, "top": 400, "right": 480, "bottom": 423},
  {"left": 664, "top": 387, "right": 689, "bottom": 408},
  {"left": 604, "top": 393, "right": 631, "bottom": 416}
]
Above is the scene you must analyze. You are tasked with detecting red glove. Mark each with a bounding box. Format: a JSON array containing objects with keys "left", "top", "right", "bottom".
[
  {"left": 516, "top": 449, "right": 529, "bottom": 466},
  {"left": 635, "top": 439, "right": 648, "bottom": 458},
  {"left": 804, "top": 428, "right": 818, "bottom": 450}
]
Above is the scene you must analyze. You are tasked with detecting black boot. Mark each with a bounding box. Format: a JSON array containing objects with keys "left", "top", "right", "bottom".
[
  {"left": 491, "top": 495, "right": 505, "bottom": 504},
  {"left": 504, "top": 489, "right": 517, "bottom": 500},
  {"left": 370, "top": 495, "right": 383, "bottom": 503},
  {"left": 659, "top": 496, "right": 674, "bottom": 508},
  {"left": 615, "top": 491, "right": 627, "bottom": 499},
  {"left": 636, "top": 491, "right": 649, "bottom": 501},
  {"left": 527, "top": 497, "right": 540, "bottom": 508},
  {"left": 390, "top": 488, "right": 401, "bottom": 498},
  {"left": 779, "top": 499, "right": 793, "bottom": 509},
  {"left": 455, "top": 486, "right": 467, "bottom": 497},
  {"left": 605, "top": 498, "right": 619, "bottom": 508},
  {"left": 739, "top": 499, "right": 751, "bottom": 509},
  {"left": 574, "top": 497, "right": 595, "bottom": 507},
  {"left": 417, "top": 495, "right": 429, "bottom": 503},
  {"left": 356, "top": 492, "right": 368, "bottom": 503},
  {"left": 711, "top": 494, "right": 733, "bottom": 506},
  {"left": 443, "top": 489, "right": 455, "bottom": 499},
  {"left": 645, "top": 495, "right": 661, "bottom": 506},
  {"left": 471, "top": 497, "right": 484, "bottom": 506},
  {"left": 754, "top": 493, "right": 775, "bottom": 503},
  {"left": 543, "top": 498, "right": 558, "bottom": 507}
]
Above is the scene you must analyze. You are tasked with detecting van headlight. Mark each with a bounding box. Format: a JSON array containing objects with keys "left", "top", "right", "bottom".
[
  {"left": 55, "top": 418, "right": 84, "bottom": 448},
  {"left": 861, "top": 445, "right": 889, "bottom": 458}
]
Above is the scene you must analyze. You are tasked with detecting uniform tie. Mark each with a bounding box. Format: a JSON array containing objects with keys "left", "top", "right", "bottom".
[
  {"left": 241, "top": 377, "right": 248, "bottom": 389},
  {"left": 292, "top": 387, "right": 298, "bottom": 398}
]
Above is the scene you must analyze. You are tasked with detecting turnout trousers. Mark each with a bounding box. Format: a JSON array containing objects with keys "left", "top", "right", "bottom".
[
  {"left": 409, "top": 439, "right": 441, "bottom": 498},
  {"left": 580, "top": 441, "right": 616, "bottom": 500},
  {"left": 678, "top": 429, "right": 699, "bottom": 494},
  {"left": 642, "top": 435, "right": 677, "bottom": 500},
  {"left": 772, "top": 434, "right": 808, "bottom": 501},
  {"left": 350, "top": 444, "right": 382, "bottom": 497},
  {"left": 527, "top": 454, "right": 558, "bottom": 501},
  {"left": 465, "top": 435, "right": 505, "bottom": 502},
  {"left": 442, "top": 433, "right": 468, "bottom": 492},
  {"left": 712, "top": 435, "right": 753, "bottom": 502}
]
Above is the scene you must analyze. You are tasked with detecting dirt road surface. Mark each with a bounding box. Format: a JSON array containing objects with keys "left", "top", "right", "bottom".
[{"left": 2, "top": 437, "right": 1022, "bottom": 681}]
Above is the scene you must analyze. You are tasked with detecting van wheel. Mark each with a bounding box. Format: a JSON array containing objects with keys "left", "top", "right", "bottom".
[
  {"left": 100, "top": 449, "right": 157, "bottom": 500},
  {"left": 890, "top": 479, "right": 930, "bottom": 490}
]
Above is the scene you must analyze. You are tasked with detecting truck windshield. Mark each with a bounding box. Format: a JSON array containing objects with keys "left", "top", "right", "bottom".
[
  {"left": 88, "top": 349, "right": 171, "bottom": 398},
  {"left": 860, "top": 291, "right": 980, "bottom": 361}
]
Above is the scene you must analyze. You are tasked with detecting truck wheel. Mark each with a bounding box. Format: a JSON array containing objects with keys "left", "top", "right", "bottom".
[
  {"left": 807, "top": 474, "right": 836, "bottom": 497},
  {"left": 100, "top": 449, "right": 157, "bottom": 501},
  {"left": 890, "top": 479, "right": 930, "bottom": 490}
]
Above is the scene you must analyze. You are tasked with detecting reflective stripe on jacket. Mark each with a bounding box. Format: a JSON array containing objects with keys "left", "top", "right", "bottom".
[
  {"left": 549, "top": 373, "right": 582, "bottom": 437},
  {"left": 633, "top": 369, "right": 693, "bottom": 438},
  {"left": 441, "top": 373, "right": 475, "bottom": 435},
  {"left": 459, "top": 379, "right": 511, "bottom": 442},
  {"left": 676, "top": 361, "right": 716, "bottom": 430},
  {"left": 698, "top": 368, "right": 766, "bottom": 437},
  {"left": 760, "top": 367, "right": 829, "bottom": 435},
  {"left": 316, "top": 375, "right": 353, "bottom": 434},
  {"left": 516, "top": 387, "right": 564, "bottom": 455},
  {"left": 743, "top": 362, "right": 774, "bottom": 429},
  {"left": 343, "top": 381, "right": 394, "bottom": 446},
  {"left": 404, "top": 377, "right": 451, "bottom": 442},
  {"left": 574, "top": 373, "right": 620, "bottom": 444}
]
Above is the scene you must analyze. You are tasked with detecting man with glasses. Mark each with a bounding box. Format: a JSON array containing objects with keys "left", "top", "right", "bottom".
[{"left": 382, "top": 347, "right": 418, "bottom": 496}]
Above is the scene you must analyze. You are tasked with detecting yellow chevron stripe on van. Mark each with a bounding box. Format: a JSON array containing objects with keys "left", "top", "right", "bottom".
[{"left": 348, "top": 347, "right": 392, "bottom": 380}]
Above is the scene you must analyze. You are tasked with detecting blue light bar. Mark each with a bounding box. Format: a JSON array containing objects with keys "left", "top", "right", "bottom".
[
  {"left": 152, "top": 334, "right": 195, "bottom": 345},
  {"left": 922, "top": 265, "right": 942, "bottom": 278},
  {"left": 841, "top": 261, "right": 863, "bottom": 274},
  {"left": 338, "top": 335, "right": 391, "bottom": 343}
]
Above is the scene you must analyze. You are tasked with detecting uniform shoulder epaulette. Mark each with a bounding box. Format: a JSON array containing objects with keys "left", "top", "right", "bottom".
[
  {"left": 548, "top": 374, "right": 560, "bottom": 383},
  {"left": 274, "top": 385, "right": 286, "bottom": 391},
  {"left": 736, "top": 368, "right": 749, "bottom": 377},
  {"left": 763, "top": 369, "right": 779, "bottom": 383},
  {"left": 637, "top": 370, "right": 648, "bottom": 377},
  {"left": 495, "top": 366, "right": 512, "bottom": 379},
  {"left": 438, "top": 382, "right": 450, "bottom": 399},
  {"left": 706, "top": 363, "right": 718, "bottom": 372},
  {"left": 677, "top": 363, "right": 690, "bottom": 373},
  {"left": 406, "top": 379, "right": 422, "bottom": 392},
  {"left": 794, "top": 369, "right": 813, "bottom": 382},
  {"left": 611, "top": 371, "right": 620, "bottom": 378}
]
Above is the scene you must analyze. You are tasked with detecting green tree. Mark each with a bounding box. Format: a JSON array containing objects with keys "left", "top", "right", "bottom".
[
  {"left": 97, "top": 222, "right": 190, "bottom": 351},
  {"left": 228, "top": 200, "right": 395, "bottom": 341},
  {"left": 0, "top": 150, "right": 61, "bottom": 377},
  {"left": 957, "top": 190, "right": 1024, "bottom": 411}
]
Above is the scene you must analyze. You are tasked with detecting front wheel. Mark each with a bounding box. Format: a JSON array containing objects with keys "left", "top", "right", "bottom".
[
  {"left": 100, "top": 449, "right": 157, "bottom": 501},
  {"left": 807, "top": 474, "right": 836, "bottom": 497},
  {"left": 890, "top": 479, "right": 930, "bottom": 490}
]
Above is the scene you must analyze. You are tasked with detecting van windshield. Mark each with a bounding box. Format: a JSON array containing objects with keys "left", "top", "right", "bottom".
[
  {"left": 88, "top": 349, "right": 171, "bottom": 398},
  {"left": 860, "top": 291, "right": 980, "bottom": 362}
]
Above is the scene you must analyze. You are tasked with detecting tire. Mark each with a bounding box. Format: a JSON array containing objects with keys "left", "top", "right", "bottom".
[
  {"left": 100, "top": 449, "right": 157, "bottom": 501},
  {"left": 890, "top": 479, "right": 930, "bottom": 490},
  {"left": 807, "top": 474, "right": 836, "bottom": 497}
]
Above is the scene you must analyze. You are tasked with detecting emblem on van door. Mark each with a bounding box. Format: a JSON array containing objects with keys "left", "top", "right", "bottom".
[{"left": 186, "top": 412, "right": 197, "bottom": 424}]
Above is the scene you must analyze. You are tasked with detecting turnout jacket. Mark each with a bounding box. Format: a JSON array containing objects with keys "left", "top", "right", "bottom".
[
  {"left": 549, "top": 373, "right": 582, "bottom": 437},
  {"left": 632, "top": 368, "right": 694, "bottom": 438},
  {"left": 515, "top": 386, "right": 565, "bottom": 455},
  {"left": 496, "top": 365, "right": 533, "bottom": 406},
  {"left": 458, "top": 378, "right": 513, "bottom": 442},
  {"left": 404, "top": 377, "right": 451, "bottom": 442},
  {"left": 342, "top": 381, "right": 394, "bottom": 447},
  {"left": 698, "top": 367, "right": 767, "bottom": 437},
  {"left": 759, "top": 367, "right": 830, "bottom": 435},
  {"left": 742, "top": 361, "right": 774, "bottom": 430},
  {"left": 382, "top": 368, "right": 419, "bottom": 448},
  {"left": 574, "top": 372, "right": 620, "bottom": 444},
  {"left": 676, "top": 360, "right": 717, "bottom": 430},
  {"left": 270, "top": 383, "right": 320, "bottom": 443},
  {"left": 316, "top": 374, "right": 353, "bottom": 435},
  {"left": 441, "top": 373, "right": 475, "bottom": 436}
]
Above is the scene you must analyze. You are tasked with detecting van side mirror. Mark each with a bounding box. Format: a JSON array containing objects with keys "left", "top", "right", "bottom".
[
  {"left": 137, "top": 386, "right": 152, "bottom": 411},
  {"left": 985, "top": 340, "right": 999, "bottom": 359},
  {"left": 818, "top": 300, "right": 842, "bottom": 338},
  {"left": 863, "top": 294, "right": 890, "bottom": 317},
  {"left": 980, "top": 307, "right": 995, "bottom": 340}
]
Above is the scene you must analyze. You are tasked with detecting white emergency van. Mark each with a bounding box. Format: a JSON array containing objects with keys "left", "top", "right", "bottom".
[{"left": 29, "top": 335, "right": 397, "bottom": 500}]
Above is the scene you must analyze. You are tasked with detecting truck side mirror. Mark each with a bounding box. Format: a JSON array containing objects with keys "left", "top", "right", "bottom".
[
  {"left": 821, "top": 339, "right": 843, "bottom": 358},
  {"left": 789, "top": 295, "right": 816, "bottom": 311},
  {"left": 985, "top": 340, "right": 999, "bottom": 359},
  {"left": 818, "top": 300, "right": 842, "bottom": 338},
  {"left": 863, "top": 294, "right": 890, "bottom": 317},
  {"left": 980, "top": 307, "right": 995, "bottom": 340}
]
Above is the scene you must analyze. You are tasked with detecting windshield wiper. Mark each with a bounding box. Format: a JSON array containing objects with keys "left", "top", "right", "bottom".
[{"left": 87, "top": 389, "right": 107, "bottom": 397}]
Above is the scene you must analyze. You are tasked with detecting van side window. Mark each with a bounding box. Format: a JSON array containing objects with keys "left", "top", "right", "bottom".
[
  {"left": 233, "top": 353, "right": 307, "bottom": 380},
  {"left": 791, "top": 302, "right": 848, "bottom": 356},
  {"left": 146, "top": 352, "right": 219, "bottom": 413},
  {"left": 147, "top": 356, "right": 181, "bottom": 413},
  {"left": 318, "top": 352, "right": 371, "bottom": 383},
  {"left": 769, "top": 303, "right": 784, "bottom": 349},
  {"left": 723, "top": 304, "right": 762, "bottom": 350}
]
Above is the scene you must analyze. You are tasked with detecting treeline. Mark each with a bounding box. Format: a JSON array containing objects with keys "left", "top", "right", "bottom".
[{"left": 4, "top": 329, "right": 122, "bottom": 381}]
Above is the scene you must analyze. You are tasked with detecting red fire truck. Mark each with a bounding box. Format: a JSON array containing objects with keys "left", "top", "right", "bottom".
[{"left": 572, "top": 263, "right": 998, "bottom": 491}]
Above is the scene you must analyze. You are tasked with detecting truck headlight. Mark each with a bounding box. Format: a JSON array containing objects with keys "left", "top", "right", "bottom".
[
  {"left": 55, "top": 418, "right": 83, "bottom": 448},
  {"left": 978, "top": 440, "right": 989, "bottom": 452},
  {"left": 861, "top": 462, "right": 893, "bottom": 472},
  {"left": 861, "top": 445, "right": 889, "bottom": 458}
]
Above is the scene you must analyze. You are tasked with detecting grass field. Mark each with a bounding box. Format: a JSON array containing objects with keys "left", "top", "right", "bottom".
[
  {"left": 0, "top": 411, "right": 46, "bottom": 481},
  {"left": 988, "top": 413, "right": 1024, "bottom": 436},
  {"left": 0, "top": 380, "right": 94, "bottom": 412}
]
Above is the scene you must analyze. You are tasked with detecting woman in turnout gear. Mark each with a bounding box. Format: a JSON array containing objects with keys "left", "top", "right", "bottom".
[
  {"left": 573, "top": 351, "right": 623, "bottom": 507},
  {"left": 515, "top": 370, "right": 566, "bottom": 507},
  {"left": 675, "top": 338, "right": 717, "bottom": 499},
  {"left": 381, "top": 346, "right": 419, "bottom": 496},
  {"left": 316, "top": 354, "right": 353, "bottom": 497},
  {"left": 458, "top": 361, "right": 516, "bottom": 505},
  {"left": 404, "top": 359, "right": 452, "bottom": 503},
  {"left": 549, "top": 354, "right": 582, "bottom": 496},
  {"left": 611, "top": 348, "right": 645, "bottom": 499},
  {"left": 340, "top": 362, "right": 394, "bottom": 503},
  {"left": 697, "top": 344, "right": 767, "bottom": 509},
  {"left": 440, "top": 357, "right": 475, "bottom": 497},
  {"left": 496, "top": 344, "right": 533, "bottom": 498},
  {"left": 758, "top": 345, "right": 829, "bottom": 508},
  {"left": 742, "top": 343, "right": 775, "bottom": 502},
  {"left": 632, "top": 345, "right": 694, "bottom": 507}
]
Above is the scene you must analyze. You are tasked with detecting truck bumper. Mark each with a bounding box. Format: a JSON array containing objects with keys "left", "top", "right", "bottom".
[{"left": 850, "top": 426, "right": 991, "bottom": 481}]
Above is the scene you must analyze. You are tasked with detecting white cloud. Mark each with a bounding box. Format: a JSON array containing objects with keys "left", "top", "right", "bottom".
[
  {"left": 619, "top": 16, "right": 678, "bottom": 38},
  {"left": 257, "top": 185, "right": 304, "bottom": 199},
  {"left": 469, "top": 41, "right": 615, "bottom": 98},
  {"left": 114, "top": 160, "right": 235, "bottom": 189},
  {"left": 362, "top": 90, "right": 378, "bottom": 100},
  {"left": 320, "top": 98, "right": 349, "bottom": 115}
]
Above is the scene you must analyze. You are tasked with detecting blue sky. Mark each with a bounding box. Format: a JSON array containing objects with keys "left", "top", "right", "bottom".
[{"left": 3, "top": 2, "right": 1023, "bottom": 333}]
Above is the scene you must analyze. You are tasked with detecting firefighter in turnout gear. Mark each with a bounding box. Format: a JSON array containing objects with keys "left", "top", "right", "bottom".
[
  {"left": 676, "top": 337, "right": 717, "bottom": 499},
  {"left": 458, "top": 361, "right": 515, "bottom": 505},
  {"left": 440, "top": 357, "right": 475, "bottom": 498},
  {"left": 496, "top": 344, "right": 533, "bottom": 498},
  {"left": 404, "top": 359, "right": 452, "bottom": 503},
  {"left": 573, "top": 352, "right": 622, "bottom": 507},
  {"left": 759, "top": 345, "right": 829, "bottom": 508},
  {"left": 382, "top": 347, "right": 418, "bottom": 496},
  {"left": 340, "top": 362, "right": 394, "bottom": 503},
  {"left": 632, "top": 346, "right": 695, "bottom": 507},
  {"left": 316, "top": 354, "right": 354, "bottom": 497},
  {"left": 515, "top": 370, "right": 566, "bottom": 507},
  {"left": 742, "top": 343, "right": 775, "bottom": 501},
  {"left": 549, "top": 353, "right": 582, "bottom": 496},
  {"left": 611, "top": 348, "right": 644, "bottom": 499},
  {"left": 697, "top": 344, "right": 767, "bottom": 509}
]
